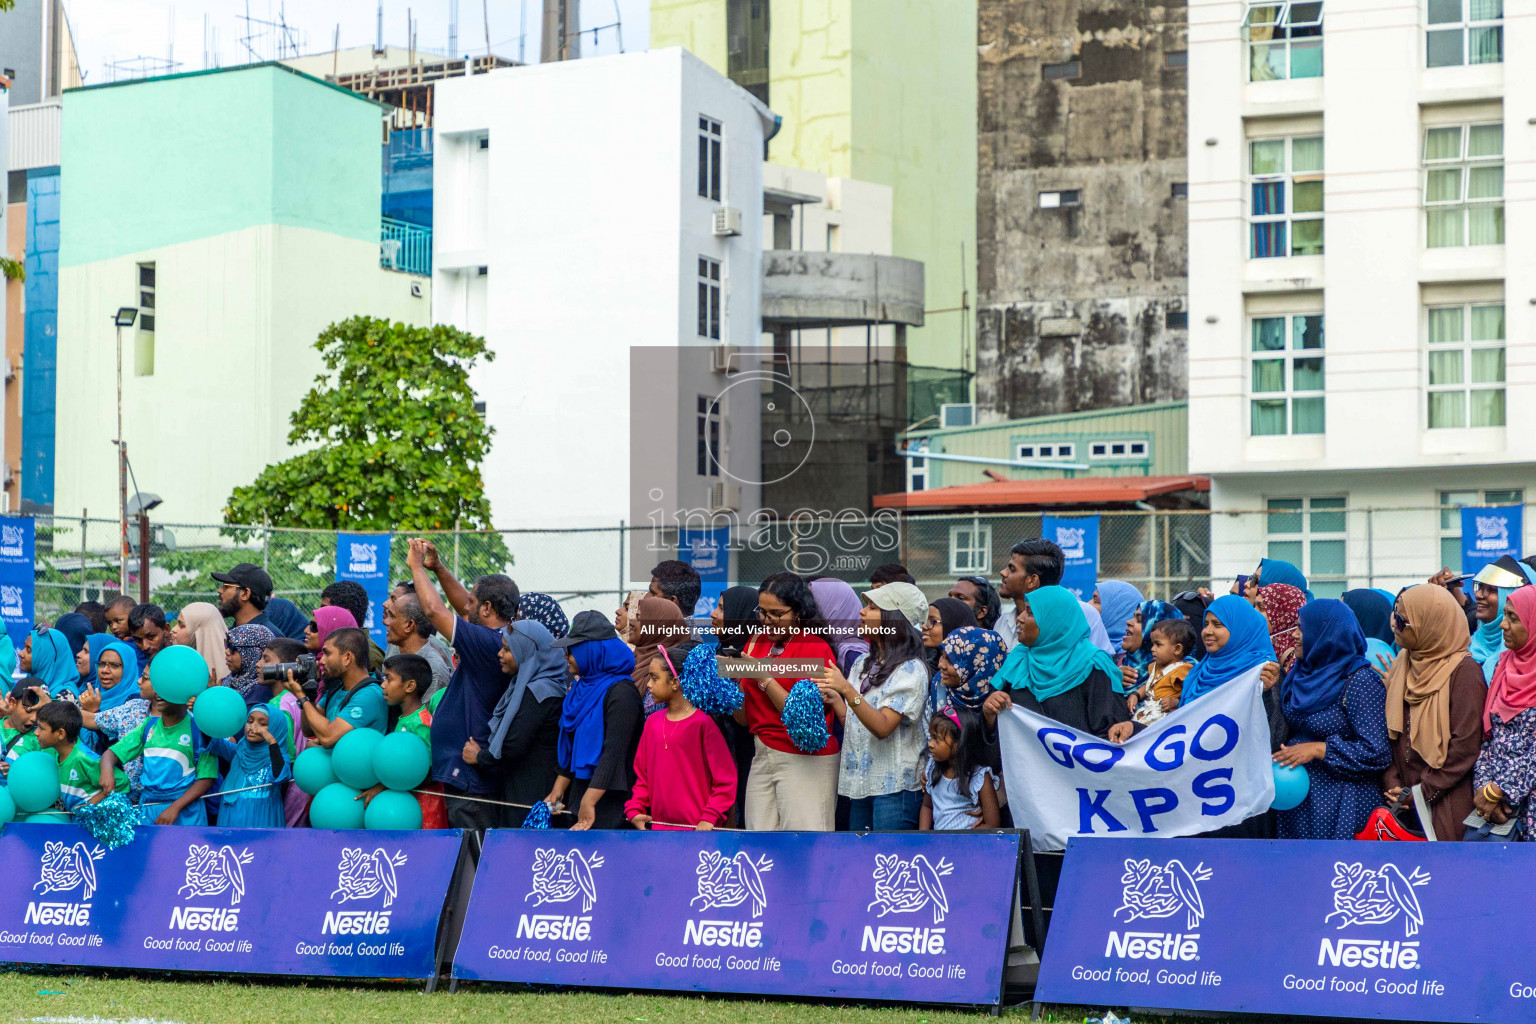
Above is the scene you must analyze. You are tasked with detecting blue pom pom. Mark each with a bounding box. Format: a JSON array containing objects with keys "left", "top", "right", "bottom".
[
  {"left": 71, "top": 793, "right": 139, "bottom": 849},
  {"left": 780, "top": 679, "right": 830, "bottom": 753},
  {"left": 521, "top": 801, "right": 552, "bottom": 830},
  {"left": 680, "top": 641, "right": 743, "bottom": 716}
]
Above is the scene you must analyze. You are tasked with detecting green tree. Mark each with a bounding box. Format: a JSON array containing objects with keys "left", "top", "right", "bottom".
[
  {"left": 225, "top": 316, "right": 497, "bottom": 532},
  {"left": 0, "top": 256, "right": 22, "bottom": 283}
]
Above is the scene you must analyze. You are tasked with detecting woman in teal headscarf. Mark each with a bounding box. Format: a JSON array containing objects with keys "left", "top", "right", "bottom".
[
  {"left": 1468, "top": 557, "right": 1536, "bottom": 683},
  {"left": 22, "top": 627, "right": 79, "bottom": 697},
  {"left": 986, "top": 586, "right": 1136, "bottom": 742}
]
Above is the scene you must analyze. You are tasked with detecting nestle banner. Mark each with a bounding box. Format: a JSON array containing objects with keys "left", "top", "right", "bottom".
[
  {"left": 1036, "top": 837, "right": 1536, "bottom": 1022},
  {"left": 1461, "top": 504, "right": 1522, "bottom": 577},
  {"left": 336, "top": 532, "right": 392, "bottom": 649},
  {"left": 0, "top": 824, "right": 460, "bottom": 978},
  {"left": 1042, "top": 515, "right": 1099, "bottom": 600},
  {"left": 0, "top": 517, "right": 34, "bottom": 659},
  {"left": 998, "top": 669, "right": 1274, "bottom": 852},
  {"left": 452, "top": 830, "right": 1019, "bottom": 1005}
]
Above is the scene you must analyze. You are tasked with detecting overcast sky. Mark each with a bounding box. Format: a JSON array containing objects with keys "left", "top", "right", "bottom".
[{"left": 63, "top": 0, "right": 651, "bottom": 83}]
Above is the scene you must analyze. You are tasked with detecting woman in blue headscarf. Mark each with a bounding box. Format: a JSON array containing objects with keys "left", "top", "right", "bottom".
[
  {"left": 0, "top": 616, "right": 15, "bottom": 681},
  {"left": 545, "top": 611, "right": 639, "bottom": 830},
  {"left": 1341, "top": 589, "right": 1395, "bottom": 646},
  {"left": 74, "top": 633, "right": 116, "bottom": 692},
  {"left": 1093, "top": 581, "right": 1145, "bottom": 655},
  {"left": 261, "top": 597, "right": 310, "bottom": 642},
  {"left": 52, "top": 613, "right": 92, "bottom": 658},
  {"left": 1181, "top": 596, "right": 1281, "bottom": 704},
  {"left": 475, "top": 620, "right": 569, "bottom": 826},
  {"left": 1273, "top": 599, "right": 1393, "bottom": 840},
  {"left": 1253, "top": 558, "right": 1313, "bottom": 602},
  {"left": 987, "top": 586, "right": 1135, "bottom": 742},
  {"left": 22, "top": 627, "right": 79, "bottom": 697},
  {"left": 78, "top": 639, "right": 147, "bottom": 766},
  {"left": 207, "top": 704, "right": 292, "bottom": 828}
]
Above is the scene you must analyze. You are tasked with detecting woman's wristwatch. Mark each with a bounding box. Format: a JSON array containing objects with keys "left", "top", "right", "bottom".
[{"left": 848, "top": 693, "right": 863, "bottom": 707}]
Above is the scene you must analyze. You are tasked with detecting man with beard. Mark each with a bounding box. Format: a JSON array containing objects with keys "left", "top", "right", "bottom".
[
  {"left": 407, "top": 537, "right": 518, "bottom": 831},
  {"left": 211, "top": 563, "right": 275, "bottom": 630}
]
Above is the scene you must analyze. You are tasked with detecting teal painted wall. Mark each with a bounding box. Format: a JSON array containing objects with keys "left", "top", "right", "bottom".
[{"left": 60, "top": 64, "right": 382, "bottom": 267}]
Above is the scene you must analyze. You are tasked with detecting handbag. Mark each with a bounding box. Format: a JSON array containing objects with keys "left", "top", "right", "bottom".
[{"left": 1355, "top": 790, "right": 1427, "bottom": 842}]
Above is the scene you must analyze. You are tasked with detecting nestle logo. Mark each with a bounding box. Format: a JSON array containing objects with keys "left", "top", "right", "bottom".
[
  {"left": 516, "top": 914, "right": 591, "bottom": 941},
  {"left": 860, "top": 925, "right": 946, "bottom": 955},
  {"left": 1318, "top": 937, "right": 1420, "bottom": 969},
  {"left": 683, "top": 919, "right": 763, "bottom": 948},
  {"left": 169, "top": 906, "right": 241, "bottom": 932},
  {"left": 1104, "top": 930, "right": 1200, "bottom": 961},
  {"left": 322, "top": 910, "right": 391, "bottom": 935},
  {"left": 24, "top": 902, "right": 90, "bottom": 927}
]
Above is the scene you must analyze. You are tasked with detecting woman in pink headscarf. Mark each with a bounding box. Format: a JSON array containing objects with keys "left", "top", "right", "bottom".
[
  {"left": 1471, "top": 586, "right": 1536, "bottom": 840},
  {"left": 304, "top": 605, "right": 358, "bottom": 702}
]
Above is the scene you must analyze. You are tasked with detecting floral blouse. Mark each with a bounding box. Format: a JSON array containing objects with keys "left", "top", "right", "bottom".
[
  {"left": 95, "top": 697, "right": 151, "bottom": 796},
  {"left": 838, "top": 656, "right": 929, "bottom": 800},
  {"left": 1473, "top": 706, "right": 1536, "bottom": 838}
]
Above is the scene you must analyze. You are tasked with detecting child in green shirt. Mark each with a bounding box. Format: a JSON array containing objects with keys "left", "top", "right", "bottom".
[
  {"left": 0, "top": 678, "right": 45, "bottom": 777},
  {"left": 102, "top": 690, "right": 218, "bottom": 825},
  {"left": 376, "top": 654, "right": 445, "bottom": 827},
  {"left": 33, "top": 702, "right": 128, "bottom": 812}
]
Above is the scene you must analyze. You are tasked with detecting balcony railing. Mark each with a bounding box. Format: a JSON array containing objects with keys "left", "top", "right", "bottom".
[{"left": 380, "top": 217, "right": 432, "bottom": 276}]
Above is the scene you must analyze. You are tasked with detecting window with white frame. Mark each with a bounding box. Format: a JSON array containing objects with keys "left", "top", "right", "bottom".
[
  {"left": 697, "top": 257, "right": 721, "bottom": 340},
  {"left": 1250, "top": 135, "right": 1323, "bottom": 258},
  {"left": 1015, "top": 442, "right": 1076, "bottom": 461},
  {"left": 1250, "top": 313, "right": 1324, "bottom": 435},
  {"left": 1087, "top": 439, "right": 1150, "bottom": 460},
  {"left": 907, "top": 441, "right": 928, "bottom": 492},
  {"left": 136, "top": 262, "right": 156, "bottom": 377},
  {"left": 1424, "top": 123, "right": 1502, "bottom": 248},
  {"left": 1244, "top": 1, "right": 1322, "bottom": 81},
  {"left": 698, "top": 117, "right": 722, "bottom": 201},
  {"left": 949, "top": 522, "right": 992, "bottom": 576},
  {"left": 696, "top": 395, "right": 721, "bottom": 477},
  {"left": 1439, "top": 488, "right": 1523, "bottom": 567},
  {"left": 1265, "top": 497, "right": 1346, "bottom": 597},
  {"left": 1427, "top": 302, "right": 1505, "bottom": 428},
  {"left": 1427, "top": 0, "right": 1501, "bottom": 67}
]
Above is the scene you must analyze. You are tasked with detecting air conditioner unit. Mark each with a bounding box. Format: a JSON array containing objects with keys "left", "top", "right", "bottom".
[
  {"left": 708, "top": 481, "right": 741, "bottom": 511},
  {"left": 711, "top": 343, "right": 731, "bottom": 373},
  {"left": 940, "top": 403, "right": 975, "bottom": 428},
  {"left": 712, "top": 206, "right": 743, "bottom": 237}
]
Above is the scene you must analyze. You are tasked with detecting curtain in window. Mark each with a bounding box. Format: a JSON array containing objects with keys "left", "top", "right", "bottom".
[
  {"left": 1251, "top": 141, "right": 1286, "bottom": 175},
  {"left": 1253, "top": 318, "right": 1286, "bottom": 351},
  {"left": 1293, "top": 357, "right": 1324, "bottom": 391},
  {"left": 1293, "top": 396, "right": 1325, "bottom": 434},
  {"left": 1471, "top": 388, "right": 1505, "bottom": 427},
  {"left": 1429, "top": 350, "right": 1463, "bottom": 386},
  {"left": 1425, "top": 127, "right": 1462, "bottom": 160},
  {"left": 1471, "top": 304, "right": 1505, "bottom": 340},
  {"left": 1251, "top": 400, "right": 1287, "bottom": 435},
  {"left": 1470, "top": 0, "right": 1502, "bottom": 17},
  {"left": 1253, "top": 360, "right": 1286, "bottom": 392},
  {"left": 1429, "top": 392, "right": 1466, "bottom": 429},
  {"left": 1252, "top": 181, "right": 1285, "bottom": 216},
  {"left": 1470, "top": 24, "right": 1502, "bottom": 61},
  {"left": 1427, "top": 209, "right": 1463, "bottom": 248},
  {"left": 1468, "top": 205, "right": 1503, "bottom": 245},
  {"left": 1251, "top": 221, "right": 1287, "bottom": 258},
  {"left": 1468, "top": 123, "right": 1503, "bottom": 157},
  {"left": 1471, "top": 349, "right": 1504, "bottom": 385},
  {"left": 1428, "top": 307, "right": 1463, "bottom": 344},
  {"left": 1291, "top": 136, "right": 1324, "bottom": 171}
]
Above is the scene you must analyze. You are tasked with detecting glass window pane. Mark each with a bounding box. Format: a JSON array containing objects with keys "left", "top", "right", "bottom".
[
  {"left": 1469, "top": 25, "right": 1502, "bottom": 63},
  {"left": 1291, "top": 136, "right": 1324, "bottom": 173},
  {"left": 1468, "top": 204, "right": 1503, "bottom": 245},
  {"left": 1293, "top": 357, "right": 1324, "bottom": 390},
  {"left": 1486, "top": 489, "right": 1523, "bottom": 505},
  {"left": 1426, "top": 29, "right": 1465, "bottom": 66},
  {"left": 1427, "top": 208, "right": 1463, "bottom": 248},
  {"left": 1440, "top": 491, "right": 1477, "bottom": 529},
  {"left": 1429, "top": 390, "right": 1467, "bottom": 428},
  {"left": 1468, "top": 123, "right": 1503, "bottom": 157},
  {"left": 1251, "top": 41, "right": 1286, "bottom": 81},
  {"left": 1267, "top": 540, "right": 1305, "bottom": 565},
  {"left": 1292, "top": 218, "right": 1324, "bottom": 255},
  {"left": 1425, "top": 127, "right": 1463, "bottom": 161},
  {"left": 1428, "top": 307, "right": 1463, "bottom": 343},
  {"left": 1294, "top": 315, "right": 1324, "bottom": 350},
  {"left": 1253, "top": 360, "right": 1286, "bottom": 392},
  {"left": 1252, "top": 317, "right": 1286, "bottom": 351},
  {"left": 1313, "top": 580, "right": 1347, "bottom": 599},
  {"left": 1429, "top": 349, "right": 1464, "bottom": 385},
  {"left": 1252, "top": 180, "right": 1285, "bottom": 216},
  {"left": 1293, "top": 179, "right": 1324, "bottom": 212},
  {"left": 1267, "top": 500, "right": 1303, "bottom": 534},
  {"left": 1468, "top": 165, "right": 1502, "bottom": 200},
  {"left": 1311, "top": 497, "right": 1347, "bottom": 533},
  {"left": 1252, "top": 221, "right": 1286, "bottom": 258},
  {"left": 1244, "top": 3, "right": 1282, "bottom": 26},
  {"left": 1440, "top": 536, "right": 1462, "bottom": 569},
  {"left": 1426, "top": 168, "right": 1462, "bottom": 202},
  {"left": 1471, "top": 304, "right": 1505, "bottom": 340},
  {"left": 1427, "top": 0, "right": 1463, "bottom": 21},
  {"left": 1290, "top": 40, "right": 1323, "bottom": 77},
  {"left": 1310, "top": 539, "right": 1346, "bottom": 575},
  {"left": 1252, "top": 399, "right": 1288, "bottom": 435},
  {"left": 1251, "top": 140, "right": 1286, "bottom": 175},
  {"left": 1471, "top": 348, "right": 1504, "bottom": 383},
  {"left": 1471, "top": 387, "right": 1505, "bottom": 427},
  {"left": 1286, "top": 2, "right": 1323, "bottom": 23},
  {"left": 1293, "top": 396, "right": 1325, "bottom": 434},
  {"left": 1470, "top": 0, "right": 1502, "bottom": 18}
]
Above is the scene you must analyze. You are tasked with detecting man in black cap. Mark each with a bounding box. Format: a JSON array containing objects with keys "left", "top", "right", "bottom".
[{"left": 212, "top": 563, "right": 275, "bottom": 630}]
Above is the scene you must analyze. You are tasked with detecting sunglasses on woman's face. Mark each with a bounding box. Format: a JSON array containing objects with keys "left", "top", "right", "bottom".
[
  {"left": 306, "top": 620, "right": 318, "bottom": 632},
  {"left": 1392, "top": 611, "right": 1411, "bottom": 633}
]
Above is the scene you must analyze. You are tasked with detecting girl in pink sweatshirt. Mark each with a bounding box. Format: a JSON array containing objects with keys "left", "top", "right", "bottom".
[{"left": 625, "top": 644, "right": 738, "bottom": 831}]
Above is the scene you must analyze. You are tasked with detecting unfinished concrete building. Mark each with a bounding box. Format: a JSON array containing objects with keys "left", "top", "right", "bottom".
[{"left": 975, "top": 0, "right": 1188, "bottom": 422}]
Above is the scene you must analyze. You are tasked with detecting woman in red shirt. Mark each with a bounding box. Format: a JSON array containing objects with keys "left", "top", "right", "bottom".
[{"left": 736, "top": 572, "right": 839, "bottom": 830}]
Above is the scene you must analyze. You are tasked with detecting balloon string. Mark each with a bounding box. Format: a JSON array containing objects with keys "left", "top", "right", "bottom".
[{"left": 411, "top": 788, "right": 747, "bottom": 831}]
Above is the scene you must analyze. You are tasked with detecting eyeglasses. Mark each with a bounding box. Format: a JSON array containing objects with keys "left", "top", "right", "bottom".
[
  {"left": 306, "top": 620, "right": 318, "bottom": 632},
  {"left": 1392, "top": 611, "right": 1411, "bottom": 633},
  {"left": 755, "top": 606, "right": 792, "bottom": 622}
]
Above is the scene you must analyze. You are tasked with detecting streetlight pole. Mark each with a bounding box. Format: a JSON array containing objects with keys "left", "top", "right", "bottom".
[{"left": 112, "top": 308, "right": 138, "bottom": 596}]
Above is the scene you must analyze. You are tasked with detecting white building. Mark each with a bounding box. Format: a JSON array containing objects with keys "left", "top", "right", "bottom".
[{"left": 1188, "top": 0, "right": 1534, "bottom": 595}]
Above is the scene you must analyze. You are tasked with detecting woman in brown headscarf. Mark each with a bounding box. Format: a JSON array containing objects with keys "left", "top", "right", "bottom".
[
  {"left": 1383, "top": 584, "right": 1483, "bottom": 841},
  {"left": 629, "top": 596, "right": 691, "bottom": 703}
]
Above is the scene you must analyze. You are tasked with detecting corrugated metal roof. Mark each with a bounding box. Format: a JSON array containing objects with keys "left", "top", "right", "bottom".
[
  {"left": 8, "top": 100, "right": 61, "bottom": 171},
  {"left": 873, "top": 474, "right": 1210, "bottom": 510}
]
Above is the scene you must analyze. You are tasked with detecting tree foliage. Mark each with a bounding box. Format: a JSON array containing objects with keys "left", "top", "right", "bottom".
[
  {"left": 225, "top": 317, "right": 498, "bottom": 532},
  {"left": 0, "top": 256, "right": 23, "bottom": 282}
]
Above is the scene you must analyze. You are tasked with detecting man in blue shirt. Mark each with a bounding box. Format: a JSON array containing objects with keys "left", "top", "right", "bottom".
[
  {"left": 408, "top": 537, "right": 516, "bottom": 830},
  {"left": 280, "top": 627, "right": 389, "bottom": 745}
]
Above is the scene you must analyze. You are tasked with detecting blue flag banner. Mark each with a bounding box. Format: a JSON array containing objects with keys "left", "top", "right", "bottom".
[
  {"left": 1036, "top": 837, "right": 1536, "bottom": 1022},
  {"left": 1042, "top": 515, "right": 1099, "bottom": 600},
  {"left": 0, "top": 517, "right": 34, "bottom": 657},
  {"left": 452, "top": 829, "right": 1019, "bottom": 1005},
  {"left": 1461, "top": 504, "right": 1522, "bottom": 577},
  {"left": 679, "top": 527, "right": 730, "bottom": 617},
  {"left": 336, "top": 532, "right": 393, "bottom": 648},
  {"left": 0, "top": 824, "right": 461, "bottom": 978}
]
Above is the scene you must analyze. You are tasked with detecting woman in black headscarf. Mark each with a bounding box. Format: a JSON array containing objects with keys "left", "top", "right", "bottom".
[
  {"left": 1341, "top": 589, "right": 1395, "bottom": 646},
  {"left": 710, "top": 586, "right": 759, "bottom": 656}
]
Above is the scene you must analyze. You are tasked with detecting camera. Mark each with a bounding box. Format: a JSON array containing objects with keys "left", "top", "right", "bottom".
[{"left": 261, "top": 654, "right": 319, "bottom": 695}]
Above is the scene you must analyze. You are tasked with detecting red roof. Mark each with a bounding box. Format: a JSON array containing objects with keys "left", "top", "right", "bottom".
[{"left": 872, "top": 475, "right": 1210, "bottom": 511}]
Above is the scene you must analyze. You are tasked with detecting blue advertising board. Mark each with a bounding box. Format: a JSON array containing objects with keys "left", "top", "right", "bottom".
[
  {"left": 0, "top": 824, "right": 460, "bottom": 978},
  {"left": 1042, "top": 515, "right": 1099, "bottom": 601},
  {"left": 1037, "top": 837, "right": 1536, "bottom": 1022},
  {"left": 1461, "top": 504, "right": 1522, "bottom": 577},
  {"left": 679, "top": 526, "right": 730, "bottom": 617},
  {"left": 0, "top": 517, "right": 34, "bottom": 658},
  {"left": 336, "top": 532, "right": 393, "bottom": 648},
  {"left": 452, "top": 829, "right": 1019, "bottom": 1005}
]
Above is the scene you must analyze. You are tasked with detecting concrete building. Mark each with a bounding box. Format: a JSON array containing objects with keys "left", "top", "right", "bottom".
[
  {"left": 53, "top": 63, "right": 428, "bottom": 527},
  {"left": 430, "top": 49, "right": 775, "bottom": 555},
  {"left": 1188, "top": 0, "right": 1533, "bottom": 596},
  {"left": 975, "top": 0, "right": 1189, "bottom": 424},
  {"left": 0, "top": 0, "right": 81, "bottom": 107},
  {"left": 651, "top": 0, "right": 978, "bottom": 377}
]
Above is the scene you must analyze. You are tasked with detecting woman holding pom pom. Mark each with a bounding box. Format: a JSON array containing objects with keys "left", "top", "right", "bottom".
[{"left": 738, "top": 572, "right": 839, "bottom": 831}]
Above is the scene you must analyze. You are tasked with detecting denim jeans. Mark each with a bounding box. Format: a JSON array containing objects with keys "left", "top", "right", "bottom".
[{"left": 846, "top": 789, "right": 924, "bottom": 831}]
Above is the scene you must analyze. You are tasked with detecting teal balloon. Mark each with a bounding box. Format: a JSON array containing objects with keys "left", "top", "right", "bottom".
[
  {"left": 309, "top": 782, "right": 366, "bottom": 830},
  {"left": 373, "top": 731, "right": 430, "bottom": 792},
  {"left": 1272, "top": 763, "right": 1311, "bottom": 811},
  {"left": 8, "top": 750, "right": 60, "bottom": 813},
  {"left": 0, "top": 785, "right": 14, "bottom": 824},
  {"left": 364, "top": 789, "right": 423, "bottom": 830},
  {"left": 331, "top": 728, "right": 384, "bottom": 790},
  {"left": 149, "top": 644, "right": 211, "bottom": 704},
  {"left": 192, "top": 685, "right": 248, "bottom": 739},
  {"left": 293, "top": 746, "right": 337, "bottom": 796},
  {"left": 24, "top": 811, "right": 72, "bottom": 824}
]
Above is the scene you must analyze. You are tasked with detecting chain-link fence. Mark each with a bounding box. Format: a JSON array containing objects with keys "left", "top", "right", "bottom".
[{"left": 16, "top": 503, "right": 1513, "bottom": 622}]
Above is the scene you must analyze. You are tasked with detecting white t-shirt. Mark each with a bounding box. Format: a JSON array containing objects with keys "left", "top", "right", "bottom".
[
  {"left": 996, "top": 597, "right": 1114, "bottom": 655},
  {"left": 926, "top": 762, "right": 995, "bottom": 831},
  {"left": 838, "top": 655, "right": 929, "bottom": 800}
]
